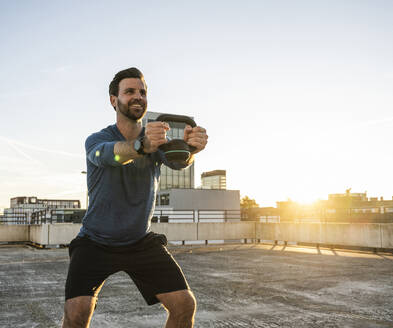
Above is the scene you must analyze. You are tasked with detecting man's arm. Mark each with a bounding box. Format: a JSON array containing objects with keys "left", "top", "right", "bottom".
[
  {"left": 113, "top": 141, "right": 142, "bottom": 165},
  {"left": 114, "top": 122, "right": 170, "bottom": 165},
  {"left": 86, "top": 122, "right": 170, "bottom": 167}
]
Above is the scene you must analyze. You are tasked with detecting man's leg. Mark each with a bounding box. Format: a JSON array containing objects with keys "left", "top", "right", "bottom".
[
  {"left": 61, "top": 296, "right": 96, "bottom": 328},
  {"left": 63, "top": 236, "right": 110, "bottom": 328},
  {"left": 157, "top": 289, "right": 197, "bottom": 328}
]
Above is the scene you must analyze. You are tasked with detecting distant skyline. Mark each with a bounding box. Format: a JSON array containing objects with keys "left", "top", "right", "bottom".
[{"left": 1, "top": 1, "right": 393, "bottom": 211}]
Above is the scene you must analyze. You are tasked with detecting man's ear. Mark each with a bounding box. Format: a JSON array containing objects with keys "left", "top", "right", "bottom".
[{"left": 110, "top": 95, "right": 117, "bottom": 109}]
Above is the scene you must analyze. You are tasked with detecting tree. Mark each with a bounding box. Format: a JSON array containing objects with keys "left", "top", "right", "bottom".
[{"left": 240, "top": 196, "right": 259, "bottom": 209}]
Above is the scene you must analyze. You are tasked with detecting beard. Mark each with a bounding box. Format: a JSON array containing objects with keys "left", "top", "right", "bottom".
[{"left": 117, "top": 98, "right": 147, "bottom": 122}]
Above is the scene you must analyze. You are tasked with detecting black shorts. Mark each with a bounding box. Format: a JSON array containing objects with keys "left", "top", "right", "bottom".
[{"left": 65, "top": 232, "right": 189, "bottom": 305}]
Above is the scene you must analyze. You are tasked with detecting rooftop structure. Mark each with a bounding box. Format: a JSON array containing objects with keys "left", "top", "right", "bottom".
[
  {"left": 1, "top": 196, "right": 81, "bottom": 224},
  {"left": 156, "top": 188, "right": 240, "bottom": 210},
  {"left": 201, "top": 170, "right": 226, "bottom": 190},
  {"left": 243, "top": 190, "right": 393, "bottom": 223}
]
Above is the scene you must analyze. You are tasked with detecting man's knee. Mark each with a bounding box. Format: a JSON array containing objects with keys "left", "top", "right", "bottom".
[
  {"left": 62, "top": 296, "right": 96, "bottom": 328},
  {"left": 63, "top": 311, "right": 89, "bottom": 328},
  {"left": 176, "top": 292, "right": 196, "bottom": 317},
  {"left": 163, "top": 290, "right": 197, "bottom": 319}
]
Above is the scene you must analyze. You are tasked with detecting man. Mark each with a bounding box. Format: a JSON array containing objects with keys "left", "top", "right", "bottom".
[{"left": 62, "top": 67, "right": 208, "bottom": 328}]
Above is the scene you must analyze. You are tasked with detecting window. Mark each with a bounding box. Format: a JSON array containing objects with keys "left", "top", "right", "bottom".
[
  {"left": 160, "top": 194, "right": 170, "bottom": 206},
  {"left": 179, "top": 174, "right": 185, "bottom": 188},
  {"left": 173, "top": 171, "right": 179, "bottom": 188},
  {"left": 160, "top": 174, "right": 167, "bottom": 190},
  {"left": 158, "top": 155, "right": 194, "bottom": 190}
]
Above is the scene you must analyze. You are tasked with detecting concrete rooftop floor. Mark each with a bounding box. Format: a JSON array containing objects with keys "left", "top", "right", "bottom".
[{"left": 0, "top": 243, "right": 392, "bottom": 328}]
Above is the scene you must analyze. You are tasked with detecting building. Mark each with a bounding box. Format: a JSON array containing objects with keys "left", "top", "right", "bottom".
[
  {"left": 242, "top": 206, "right": 280, "bottom": 223},
  {"left": 1, "top": 196, "right": 82, "bottom": 224},
  {"left": 201, "top": 170, "right": 226, "bottom": 190},
  {"left": 275, "top": 190, "right": 393, "bottom": 223},
  {"left": 154, "top": 189, "right": 241, "bottom": 223},
  {"left": 142, "top": 111, "right": 195, "bottom": 190},
  {"left": 10, "top": 196, "right": 80, "bottom": 209},
  {"left": 324, "top": 190, "right": 393, "bottom": 220},
  {"left": 142, "top": 112, "right": 239, "bottom": 220},
  {"left": 156, "top": 189, "right": 239, "bottom": 210},
  {"left": 241, "top": 190, "right": 393, "bottom": 223}
]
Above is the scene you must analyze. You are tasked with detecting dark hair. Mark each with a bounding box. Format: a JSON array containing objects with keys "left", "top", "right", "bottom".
[{"left": 109, "top": 67, "right": 146, "bottom": 97}]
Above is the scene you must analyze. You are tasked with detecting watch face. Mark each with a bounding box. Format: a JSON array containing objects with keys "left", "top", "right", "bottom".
[{"left": 134, "top": 139, "right": 142, "bottom": 151}]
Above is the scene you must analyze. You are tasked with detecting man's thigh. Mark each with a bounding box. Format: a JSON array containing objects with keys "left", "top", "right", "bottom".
[
  {"left": 65, "top": 236, "right": 114, "bottom": 300},
  {"left": 124, "top": 233, "right": 190, "bottom": 305}
]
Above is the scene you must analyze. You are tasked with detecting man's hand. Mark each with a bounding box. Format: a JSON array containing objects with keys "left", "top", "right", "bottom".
[
  {"left": 143, "top": 122, "right": 170, "bottom": 153},
  {"left": 184, "top": 125, "right": 208, "bottom": 154}
]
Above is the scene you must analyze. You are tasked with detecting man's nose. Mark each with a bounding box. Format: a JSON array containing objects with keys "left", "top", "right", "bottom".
[{"left": 134, "top": 91, "right": 143, "bottom": 99}]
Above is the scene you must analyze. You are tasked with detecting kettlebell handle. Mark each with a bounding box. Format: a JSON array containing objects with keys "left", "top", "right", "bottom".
[
  {"left": 155, "top": 114, "right": 196, "bottom": 128},
  {"left": 156, "top": 114, "right": 197, "bottom": 159}
]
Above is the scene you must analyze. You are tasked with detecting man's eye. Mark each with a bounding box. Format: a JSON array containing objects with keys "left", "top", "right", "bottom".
[{"left": 141, "top": 90, "right": 146, "bottom": 96}]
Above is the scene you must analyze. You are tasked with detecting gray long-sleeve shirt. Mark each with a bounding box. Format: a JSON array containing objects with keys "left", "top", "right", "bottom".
[{"left": 78, "top": 124, "right": 186, "bottom": 246}]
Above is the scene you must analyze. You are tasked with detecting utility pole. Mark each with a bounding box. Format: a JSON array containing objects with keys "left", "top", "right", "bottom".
[{"left": 81, "top": 171, "right": 88, "bottom": 209}]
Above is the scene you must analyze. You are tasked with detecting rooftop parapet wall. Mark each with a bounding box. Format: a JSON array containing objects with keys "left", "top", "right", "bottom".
[
  {"left": 0, "top": 223, "right": 392, "bottom": 249},
  {"left": 381, "top": 224, "right": 393, "bottom": 248},
  {"left": 0, "top": 225, "right": 29, "bottom": 242},
  {"left": 197, "top": 222, "right": 255, "bottom": 241},
  {"left": 29, "top": 224, "right": 49, "bottom": 245},
  {"left": 151, "top": 223, "right": 198, "bottom": 241},
  {"left": 255, "top": 223, "right": 393, "bottom": 249}
]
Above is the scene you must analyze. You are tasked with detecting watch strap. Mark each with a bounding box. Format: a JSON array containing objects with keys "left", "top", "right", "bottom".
[{"left": 135, "top": 137, "right": 146, "bottom": 155}]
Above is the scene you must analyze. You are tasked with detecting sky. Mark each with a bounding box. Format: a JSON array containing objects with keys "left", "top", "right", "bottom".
[{"left": 0, "top": 0, "right": 393, "bottom": 211}]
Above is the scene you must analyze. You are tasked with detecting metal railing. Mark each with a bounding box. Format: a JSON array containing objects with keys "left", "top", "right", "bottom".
[
  {"left": 1, "top": 209, "right": 241, "bottom": 225},
  {"left": 152, "top": 209, "right": 241, "bottom": 222},
  {"left": 198, "top": 210, "right": 241, "bottom": 221}
]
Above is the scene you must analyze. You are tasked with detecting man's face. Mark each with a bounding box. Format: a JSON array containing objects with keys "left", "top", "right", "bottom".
[{"left": 113, "top": 78, "right": 147, "bottom": 121}]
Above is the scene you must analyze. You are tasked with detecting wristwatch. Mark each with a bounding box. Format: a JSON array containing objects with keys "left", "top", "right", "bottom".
[{"left": 134, "top": 137, "right": 146, "bottom": 155}]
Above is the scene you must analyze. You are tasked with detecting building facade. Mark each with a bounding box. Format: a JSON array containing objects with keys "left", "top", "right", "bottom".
[
  {"left": 276, "top": 190, "right": 393, "bottom": 223},
  {"left": 156, "top": 189, "right": 240, "bottom": 210},
  {"left": 142, "top": 112, "right": 239, "bottom": 219},
  {"left": 201, "top": 170, "right": 226, "bottom": 190},
  {"left": 1, "top": 196, "right": 81, "bottom": 224},
  {"left": 154, "top": 189, "right": 241, "bottom": 223}
]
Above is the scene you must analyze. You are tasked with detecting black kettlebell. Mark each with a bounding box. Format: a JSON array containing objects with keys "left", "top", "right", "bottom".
[{"left": 156, "top": 114, "right": 197, "bottom": 166}]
